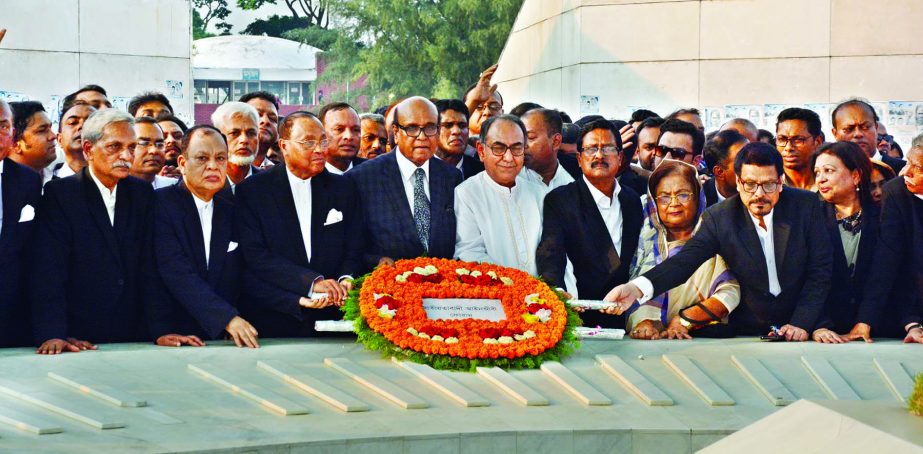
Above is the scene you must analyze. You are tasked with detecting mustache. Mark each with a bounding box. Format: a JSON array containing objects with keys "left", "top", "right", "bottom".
[
  {"left": 591, "top": 161, "right": 609, "bottom": 168},
  {"left": 112, "top": 161, "right": 131, "bottom": 169}
]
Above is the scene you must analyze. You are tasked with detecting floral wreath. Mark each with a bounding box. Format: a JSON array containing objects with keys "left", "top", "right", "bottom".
[{"left": 341, "top": 257, "right": 582, "bottom": 371}]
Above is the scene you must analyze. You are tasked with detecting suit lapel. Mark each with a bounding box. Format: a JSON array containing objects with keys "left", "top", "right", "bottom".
[
  {"left": 772, "top": 197, "right": 792, "bottom": 273},
  {"left": 0, "top": 161, "right": 16, "bottom": 245},
  {"left": 427, "top": 161, "right": 449, "bottom": 251},
  {"left": 80, "top": 168, "right": 121, "bottom": 264},
  {"left": 271, "top": 166, "right": 310, "bottom": 265},
  {"left": 735, "top": 203, "right": 770, "bottom": 290},
  {"left": 208, "top": 195, "right": 232, "bottom": 284},
  {"left": 177, "top": 184, "right": 208, "bottom": 275},
  {"left": 309, "top": 171, "right": 332, "bottom": 266}
]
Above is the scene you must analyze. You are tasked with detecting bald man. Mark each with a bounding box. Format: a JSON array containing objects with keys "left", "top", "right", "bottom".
[
  {"left": 719, "top": 118, "right": 759, "bottom": 143},
  {"left": 347, "top": 97, "right": 462, "bottom": 270}
]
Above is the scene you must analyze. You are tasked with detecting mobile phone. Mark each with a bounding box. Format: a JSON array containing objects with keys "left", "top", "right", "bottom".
[{"left": 759, "top": 334, "right": 785, "bottom": 342}]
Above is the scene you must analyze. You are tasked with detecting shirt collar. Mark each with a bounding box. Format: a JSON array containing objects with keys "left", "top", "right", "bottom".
[
  {"left": 583, "top": 175, "right": 620, "bottom": 207},
  {"left": 749, "top": 209, "right": 774, "bottom": 231},
  {"left": 0, "top": 159, "right": 4, "bottom": 174},
  {"left": 88, "top": 166, "right": 117, "bottom": 197},
  {"left": 325, "top": 161, "right": 352, "bottom": 175},
  {"left": 481, "top": 170, "right": 522, "bottom": 196},
  {"left": 871, "top": 150, "right": 882, "bottom": 162},
  {"left": 191, "top": 192, "right": 212, "bottom": 210},
  {"left": 395, "top": 147, "right": 430, "bottom": 183},
  {"left": 285, "top": 165, "right": 312, "bottom": 187}
]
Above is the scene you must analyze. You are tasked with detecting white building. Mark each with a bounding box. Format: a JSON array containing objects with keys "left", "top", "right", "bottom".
[
  {"left": 192, "top": 35, "right": 319, "bottom": 107},
  {"left": 0, "top": 0, "right": 193, "bottom": 125}
]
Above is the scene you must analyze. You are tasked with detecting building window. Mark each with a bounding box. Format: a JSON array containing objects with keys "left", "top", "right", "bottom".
[{"left": 194, "top": 80, "right": 312, "bottom": 105}]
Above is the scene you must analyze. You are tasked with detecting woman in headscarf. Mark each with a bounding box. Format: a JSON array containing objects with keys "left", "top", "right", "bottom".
[{"left": 626, "top": 160, "right": 740, "bottom": 339}]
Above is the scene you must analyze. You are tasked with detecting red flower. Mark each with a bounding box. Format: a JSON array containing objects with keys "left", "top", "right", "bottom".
[
  {"left": 527, "top": 303, "right": 551, "bottom": 314},
  {"left": 423, "top": 273, "right": 444, "bottom": 283},
  {"left": 407, "top": 273, "right": 425, "bottom": 283},
  {"left": 459, "top": 275, "right": 476, "bottom": 284},
  {"left": 375, "top": 295, "right": 399, "bottom": 309},
  {"left": 500, "top": 328, "right": 514, "bottom": 337}
]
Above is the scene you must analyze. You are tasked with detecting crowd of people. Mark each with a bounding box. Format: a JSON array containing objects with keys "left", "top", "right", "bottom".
[{"left": 1, "top": 62, "right": 922, "bottom": 355}]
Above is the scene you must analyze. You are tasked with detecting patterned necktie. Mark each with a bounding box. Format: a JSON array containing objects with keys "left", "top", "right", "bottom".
[{"left": 412, "top": 168, "right": 430, "bottom": 251}]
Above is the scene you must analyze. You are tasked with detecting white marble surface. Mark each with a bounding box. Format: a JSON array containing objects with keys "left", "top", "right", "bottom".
[{"left": 0, "top": 338, "right": 919, "bottom": 453}]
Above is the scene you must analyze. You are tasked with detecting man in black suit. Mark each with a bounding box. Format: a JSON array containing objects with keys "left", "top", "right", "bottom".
[
  {"left": 236, "top": 111, "right": 363, "bottom": 338},
  {"left": 318, "top": 102, "right": 366, "bottom": 174},
  {"left": 537, "top": 119, "right": 643, "bottom": 328},
  {"left": 212, "top": 101, "right": 262, "bottom": 193},
  {"left": 348, "top": 97, "right": 462, "bottom": 270},
  {"left": 702, "top": 129, "right": 747, "bottom": 207},
  {"left": 832, "top": 99, "right": 905, "bottom": 175},
  {"left": 604, "top": 143, "right": 833, "bottom": 340},
  {"left": 0, "top": 99, "right": 43, "bottom": 347},
  {"left": 30, "top": 109, "right": 156, "bottom": 354},
  {"left": 860, "top": 143, "right": 923, "bottom": 343},
  {"left": 147, "top": 125, "right": 259, "bottom": 348},
  {"left": 434, "top": 99, "right": 483, "bottom": 180}
]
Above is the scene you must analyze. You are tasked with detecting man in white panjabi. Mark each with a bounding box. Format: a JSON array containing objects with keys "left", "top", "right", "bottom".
[{"left": 454, "top": 115, "right": 546, "bottom": 275}]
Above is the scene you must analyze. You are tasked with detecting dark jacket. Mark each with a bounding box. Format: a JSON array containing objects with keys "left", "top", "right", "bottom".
[
  {"left": 235, "top": 165, "right": 363, "bottom": 337},
  {"left": 859, "top": 178, "right": 923, "bottom": 335},
  {"left": 537, "top": 178, "right": 643, "bottom": 328},
  {"left": 347, "top": 151, "right": 462, "bottom": 270},
  {"left": 146, "top": 181, "right": 241, "bottom": 340},
  {"left": 642, "top": 188, "right": 833, "bottom": 335},
  {"left": 30, "top": 168, "right": 154, "bottom": 344},
  {"left": 0, "top": 159, "right": 42, "bottom": 347}
]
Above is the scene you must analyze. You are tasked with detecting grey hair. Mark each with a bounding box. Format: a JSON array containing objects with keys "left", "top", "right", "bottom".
[
  {"left": 82, "top": 109, "right": 135, "bottom": 145},
  {"left": 360, "top": 113, "right": 385, "bottom": 126},
  {"left": 911, "top": 132, "right": 923, "bottom": 150},
  {"left": 211, "top": 101, "right": 259, "bottom": 131}
]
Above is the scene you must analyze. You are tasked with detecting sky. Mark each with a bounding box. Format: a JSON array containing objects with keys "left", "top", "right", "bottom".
[{"left": 206, "top": 2, "right": 293, "bottom": 35}]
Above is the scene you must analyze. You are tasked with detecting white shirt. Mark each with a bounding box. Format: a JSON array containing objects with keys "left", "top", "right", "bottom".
[
  {"left": 227, "top": 166, "right": 253, "bottom": 194},
  {"left": 88, "top": 167, "right": 117, "bottom": 225},
  {"left": 40, "top": 167, "right": 54, "bottom": 186},
  {"left": 521, "top": 161, "right": 574, "bottom": 190},
  {"left": 716, "top": 184, "right": 728, "bottom": 203},
  {"left": 454, "top": 172, "right": 545, "bottom": 275},
  {"left": 584, "top": 175, "right": 624, "bottom": 255},
  {"left": 871, "top": 150, "right": 883, "bottom": 162},
  {"left": 325, "top": 161, "right": 353, "bottom": 175},
  {"left": 749, "top": 210, "right": 781, "bottom": 296},
  {"left": 153, "top": 175, "right": 177, "bottom": 189},
  {"left": 191, "top": 193, "right": 214, "bottom": 267},
  {"left": 286, "top": 167, "right": 313, "bottom": 262},
  {"left": 54, "top": 162, "right": 78, "bottom": 179},
  {"left": 0, "top": 160, "right": 4, "bottom": 238},
  {"left": 394, "top": 149, "right": 430, "bottom": 215}
]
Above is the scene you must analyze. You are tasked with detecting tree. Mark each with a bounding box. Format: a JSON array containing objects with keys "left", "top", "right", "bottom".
[
  {"left": 318, "top": 0, "right": 523, "bottom": 107},
  {"left": 238, "top": 0, "right": 331, "bottom": 28},
  {"left": 242, "top": 14, "right": 310, "bottom": 37},
  {"left": 193, "top": 0, "right": 232, "bottom": 36}
]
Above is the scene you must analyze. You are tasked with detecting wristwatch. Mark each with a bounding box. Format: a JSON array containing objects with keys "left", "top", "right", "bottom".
[
  {"left": 678, "top": 317, "right": 693, "bottom": 329},
  {"left": 907, "top": 322, "right": 923, "bottom": 333}
]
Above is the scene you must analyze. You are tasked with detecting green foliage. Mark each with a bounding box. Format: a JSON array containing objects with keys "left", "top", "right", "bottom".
[
  {"left": 192, "top": 9, "right": 214, "bottom": 40},
  {"left": 317, "top": 0, "right": 523, "bottom": 107},
  {"left": 911, "top": 373, "right": 923, "bottom": 416},
  {"left": 282, "top": 26, "right": 341, "bottom": 50},
  {"left": 340, "top": 274, "right": 582, "bottom": 372},
  {"left": 193, "top": 0, "right": 232, "bottom": 37},
  {"left": 242, "top": 14, "right": 311, "bottom": 37}
]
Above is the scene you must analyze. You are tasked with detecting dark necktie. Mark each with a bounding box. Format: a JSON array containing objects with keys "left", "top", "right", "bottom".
[{"left": 412, "top": 168, "right": 430, "bottom": 251}]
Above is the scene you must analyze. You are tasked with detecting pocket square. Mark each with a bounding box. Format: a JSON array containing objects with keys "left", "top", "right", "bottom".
[
  {"left": 227, "top": 241, "right": 238, "bottom": 253},
  {"left": 324, "top": 208, "right": 343, "bottom": 226},
  {"left": 18, "top": 204, "right": 35, "bottom": 222}
]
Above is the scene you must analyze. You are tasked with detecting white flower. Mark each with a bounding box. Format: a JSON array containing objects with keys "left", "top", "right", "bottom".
[
  {"left": 395, "top": 275, "right": 407, "bottom": 283},
  {"left": 535, "top": 308, "right": 552, "bottom": 323},
  {"left": 406, "top": 327, "right": 418, "bottom": 336},
  {"left": 445, "top": 337, "right": 459, "bottom": 344},
  {"left": 483, "top": 338, "right": 499, "bottom": 345},
  {"left": 471, "top": 270, "right": 482, "bottom": 277},
  {"left": 456, "top": 268, "right": 470, "bottom": 275},
  {"left": 523, "top": 330, "right": 536, "bottom": 339},
  {"left": 498, "top": 336, "right": 514, "bottom": 344},
  {"left": 525, "top": 293, "right": 540, "bottom": 304},
  {"left": 378, "top": 306, "right": 397, "bottom": 318},
  {"left": 500, "top": 277, "right": 514, "bottom": 286},
  {"left": 513, "top": 334, "right": 525, "bottom": 341},
  {"left": 424, "top": 265, "right": 438, "bottom": 274},
  {"left": 418, "top": 333, "right": 430, "bottom": 340},
  {"left": 413, "top": 266, "right": 427, "bottom": 275},
  {"left": 431, "top": 335, "right": 444, "bottom": 342},
  {"left": 486, "top": 271, "right": 498, "bottom": 279}
]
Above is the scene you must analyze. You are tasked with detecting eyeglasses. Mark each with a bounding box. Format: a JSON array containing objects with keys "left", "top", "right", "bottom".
[
  {"left": 655, "top": 191, "right": 694, "bottom": 206},
  {"left": 776, "top": 136, "right": 811, "bottom": 147},
  {"left": 877, "top": 134, "right": 894, "bottom": 143},
  {"left": 477, "top": 102, "right": 503, "bottom": 113},
  {"left": 740, "top": 180, "right": 780, "bottom": 194},
  {"left": 488, "top": 142, "right": 525, "bottom": 157},
  {"left": 287, "top": 138, "right": 329, "bottom": 150},
  {"left": 581, "top": 145, "right": 620, "bottom": 156},
  {"left": 654, "top": 145, "right": 691, "bottom": 160},
  {"left": 396, "top": 123, "right": 438, "bottom": 138},
  {"left": 137, "top": 139, "right": 165, "bottom": 150}
]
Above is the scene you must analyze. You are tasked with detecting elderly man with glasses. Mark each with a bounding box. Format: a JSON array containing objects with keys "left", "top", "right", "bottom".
[
  {"left": 454, "top": 114, "right": 547, "bottom": 275},
  {"left": 604, "top": 143, "right": 833, "bottom": 341}
]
